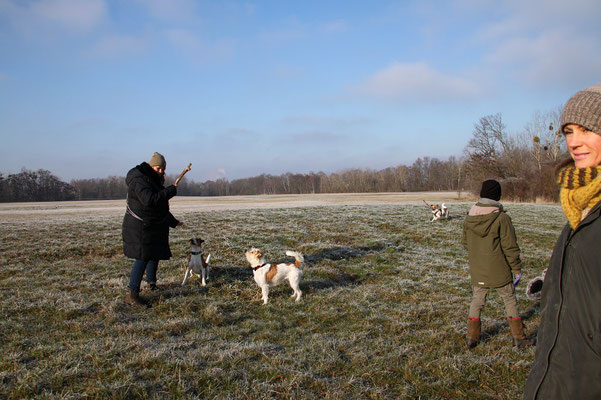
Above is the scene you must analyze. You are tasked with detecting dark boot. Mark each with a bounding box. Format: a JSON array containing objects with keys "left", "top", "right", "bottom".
[
  {"left": 467, "top": 318, "right": 481, "bottom": 348},
  {"left": 508, "top": 317, "right": 533, "bottom": 347},
  {"left": 126, "top": 289, "right": 151, "bottom": 308},
  {"left": 148, "top": 283, "right": 158, "bottom": 291}
]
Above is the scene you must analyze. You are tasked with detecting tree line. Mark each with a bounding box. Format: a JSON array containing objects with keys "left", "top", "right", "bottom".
[
  {"left": 0, "top": 169, "right": 76, "bottom": 202},
  {"left": 0, "top": 157, "right": 471, "bottom": 202},
  {"left": 1, "top": 109, "right": 566, "bottom": 203}
]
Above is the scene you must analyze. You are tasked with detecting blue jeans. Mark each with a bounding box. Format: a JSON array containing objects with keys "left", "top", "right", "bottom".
[{"left": 128, "top": 259, "right": 159, "bottom": 292}]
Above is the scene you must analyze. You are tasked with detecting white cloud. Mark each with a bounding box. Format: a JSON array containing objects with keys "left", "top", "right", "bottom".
[
  {"left": 217, "top": 128, "right": 257, "bottom": 143},
  {"left": 30, "top": 0, "right": 106, "bottom": 31},
  {"left": 470, "top": 0, "right": 601, "bottom": 89},
  {"left": 86, "top": 34, "right": 147, "bottom": 59},
  {"left": 200, "top": 167, "right": 228, "bottom": 181},
  {"left": 258, "top": 19, "right": 308, "bottom": 46},
  {"left": 282, "top": 115, "right": 372, "bottom": 128},
  {"left": 0, "top": 0, "right": 106, "bottom": 35},
  {"left": 165, "top": 28, "right": 199, "bottom": 51},
  {"left": 322, "top": 20, "right": 348, "bottom": 34},
  {"left": 225, "top": 2, "right": 256, "bottom": 16},
  {"left": 270, "top": 64, "right": 305, "bottom": 79},
  {"left": 353, "top": 62, "right": 480, "bottom": 102},
  {"left": 477, "top": 0, "right": 601, "bottom": 40},
  {"left": 288, "top": 131, "right": 345, "bottom": 144},
  {"left": 0, "top": 0, "right": 18, "bottom": 16},
  {"left": 134, "top": 0, "right": 197, "bottom": 22},
  {"left": 485, "top": 31, "right": 601, "bottom": 88},
  {"left": 260, "top": 18, "right": 344, "bottom": 46},
  {"left": 165, "top": 28, "right": 234, "bottom": 62}
]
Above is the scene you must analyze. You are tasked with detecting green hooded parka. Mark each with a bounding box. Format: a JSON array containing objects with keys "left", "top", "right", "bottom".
[{"left": 462, "top": 201, "right": 522, "bottom": 288}]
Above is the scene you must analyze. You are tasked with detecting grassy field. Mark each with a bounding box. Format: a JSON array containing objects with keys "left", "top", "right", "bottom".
[{"left": 0, "top": 197, "right": 564, "bottom": 399}]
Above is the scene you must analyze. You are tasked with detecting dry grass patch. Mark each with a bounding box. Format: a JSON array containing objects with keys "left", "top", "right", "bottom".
[{"left": 0, "top": 201, "right": 562, "bottom": 399}]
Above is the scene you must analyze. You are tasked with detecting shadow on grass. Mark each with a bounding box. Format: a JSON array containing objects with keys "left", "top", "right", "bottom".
[
  {"left": 145, "top": 284, "right": 209, "bottom": 302},
  {"left": 481, "top": 304, "right": 541, "bottom": 343},
  {"left": 301, "top": 244, "right": 399, "bottom": 292},
  {"left": 302, "top": 274, "right": 363, "bottom": 292},
  {"left": 305, "top": 243, "right": 396, "bottom": 263},
  {"left": 140, "top": 244, "right": 400, "bottom": 302},
  {"left": 149, "top": 264, "right": 251, "bottom": 297},
  {"left": 521, "top": 304, "right": 541, "bottom": 341}
]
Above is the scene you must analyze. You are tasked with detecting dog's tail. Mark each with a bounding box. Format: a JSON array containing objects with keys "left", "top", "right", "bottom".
[{"left": 285, "top": 250, "right": 304, "bottom": 268}]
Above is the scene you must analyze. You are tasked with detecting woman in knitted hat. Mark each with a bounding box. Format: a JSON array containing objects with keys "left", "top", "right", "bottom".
[
  {"left": 523, "top": 83, "right": 601, "bottom": 399},
  {"left": 122, "top": 152, "right": 184, "bottom": 307}
]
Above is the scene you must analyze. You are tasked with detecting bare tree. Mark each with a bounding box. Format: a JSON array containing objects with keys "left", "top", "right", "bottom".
[
  {"left": 464, "top": 113, "right": 520, "bottom": 181},
  {"left": 524, "top": 108, "right": 565, "bottom": 171}
]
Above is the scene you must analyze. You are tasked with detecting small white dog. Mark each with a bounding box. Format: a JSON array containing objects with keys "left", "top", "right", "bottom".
[
  {"left": 431, "top": 203, "right": 449, "bottom": 221},
  {"left": 244, "top": 248, "right": 304, "bottom": 304},
  {"left": 182, "top": 237, "right": 211, "bottom": 286}
]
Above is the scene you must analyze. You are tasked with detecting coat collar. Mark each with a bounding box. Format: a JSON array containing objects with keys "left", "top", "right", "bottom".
[
  {"left": 571, "top": 200, "right": 601, "bottom": 235},
  {"left": 137, "top": 162, "right": 164, "bottom": 186}
]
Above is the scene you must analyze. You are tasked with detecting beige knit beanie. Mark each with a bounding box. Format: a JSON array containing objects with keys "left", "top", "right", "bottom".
[
  {"left": 149, "top": 152, "right": 166, "bottom": 169},
  {"left": 561, "top": 83, "right": 601, "bottom": 135}
]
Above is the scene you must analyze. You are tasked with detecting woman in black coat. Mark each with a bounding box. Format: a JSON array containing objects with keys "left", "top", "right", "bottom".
[
  {"left": 122, "top": 152, "right": 182, "bottom": 307},
  {"left": 523, "top": 83, "right": 601, "bottom": 399}
]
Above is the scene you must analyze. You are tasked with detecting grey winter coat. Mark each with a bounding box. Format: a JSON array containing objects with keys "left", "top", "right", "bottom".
[
  {"left": 523, "top": 201, "right": 601, "bottom": 399},
  {"left": 122, "top": 162, "right": 178, "bottom": 261},
  {"left": 462, "top": 200, "right": 522, "bottom": 288}
]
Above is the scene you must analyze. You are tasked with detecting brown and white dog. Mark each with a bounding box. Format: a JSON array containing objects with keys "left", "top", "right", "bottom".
[
  {"left": 182, "top": 238, "right": 211, "bottom": 286},
  {"left": 244, "top": 248, "right": 304, "bottom": 304},
  {"left": 430, "top": 203, "right": 449, "bottom": 221}
]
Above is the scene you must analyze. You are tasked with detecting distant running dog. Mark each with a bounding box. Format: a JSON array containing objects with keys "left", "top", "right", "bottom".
[
  {"left": 430, "top": 203, "right": 449, "bottom": 221},
  {"left": 182, "top": 238, "right": 211, "bottom": 286},
  {"left": 244, "top": 248, "right": 304, "bottom": 304}
]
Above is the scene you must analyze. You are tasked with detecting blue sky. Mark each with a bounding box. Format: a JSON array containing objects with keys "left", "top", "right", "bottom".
[{"left": 1, "top": 0, "right": 600, "bottom": 183}]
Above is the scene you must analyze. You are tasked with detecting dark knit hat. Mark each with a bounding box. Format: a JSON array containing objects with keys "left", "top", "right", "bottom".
[
  {"left": 149, "top": 152, "right": 166, "bottom": 169},
  {"left": 561, "top": 83, "right": 601, "bottom": 135},
  {"left": 480, "top": 179, "right": 501, "bottom": 201}
]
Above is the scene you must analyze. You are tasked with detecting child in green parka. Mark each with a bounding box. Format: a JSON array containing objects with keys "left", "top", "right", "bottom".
[{"left": 462, "top": 179, "right": 532, "bottom": 348}]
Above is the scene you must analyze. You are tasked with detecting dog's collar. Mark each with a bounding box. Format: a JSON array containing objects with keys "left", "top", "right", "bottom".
[
  {"left": 191, "top": 251, "right": 202, "bottom": 255},
  {"left": 253, "top": 263, "right": 267, "bottom": 271}
]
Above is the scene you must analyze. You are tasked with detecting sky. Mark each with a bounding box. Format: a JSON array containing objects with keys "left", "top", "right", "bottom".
[{"left": 1, "top": 0, "right": 600, "bottom": 183}]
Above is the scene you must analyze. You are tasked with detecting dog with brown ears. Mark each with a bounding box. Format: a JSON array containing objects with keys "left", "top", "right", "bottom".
[
  {"left": 430, "top": 203, "right": 449, "bottom": 221},
  {"left": 244, "top": 248, "right": 304, "bottom": 304},
  {"left": 182, "top": 238, "right": 211, "bottom": 286}
]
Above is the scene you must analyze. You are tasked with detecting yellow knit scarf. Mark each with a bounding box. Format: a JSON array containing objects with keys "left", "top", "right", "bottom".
[{"left": 557, "top": 163, "right": 601, "bottom": 229}]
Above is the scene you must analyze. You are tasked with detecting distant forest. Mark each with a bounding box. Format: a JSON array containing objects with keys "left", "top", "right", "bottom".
[{"left": 1, "top": 111, "right": 566, "bottom": 203}]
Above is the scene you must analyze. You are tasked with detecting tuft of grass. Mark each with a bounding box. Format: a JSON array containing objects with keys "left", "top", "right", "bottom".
[{"left": 0, "top": 201, "right": 561, "bottom": 399}]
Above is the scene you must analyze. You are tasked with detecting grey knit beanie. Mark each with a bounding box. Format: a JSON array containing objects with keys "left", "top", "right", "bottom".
[
  {"left": 149, "top": 152, "right": 166, "bottom": 169},
  {"left": 561, "top": 82, "right": 601, "bottom": 135}
]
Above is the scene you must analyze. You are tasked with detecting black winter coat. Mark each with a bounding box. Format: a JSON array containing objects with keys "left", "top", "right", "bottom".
[
  {"left": 122, "top": 162, "right": 178, "bottom": 261},
  {"left": 523, "top": 201, "right": 601, "bottom": 399}
]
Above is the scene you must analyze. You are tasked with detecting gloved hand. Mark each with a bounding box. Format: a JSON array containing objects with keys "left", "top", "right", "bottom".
[{"left": 513, "top": 272, "right": 522, "bottom": 287}]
